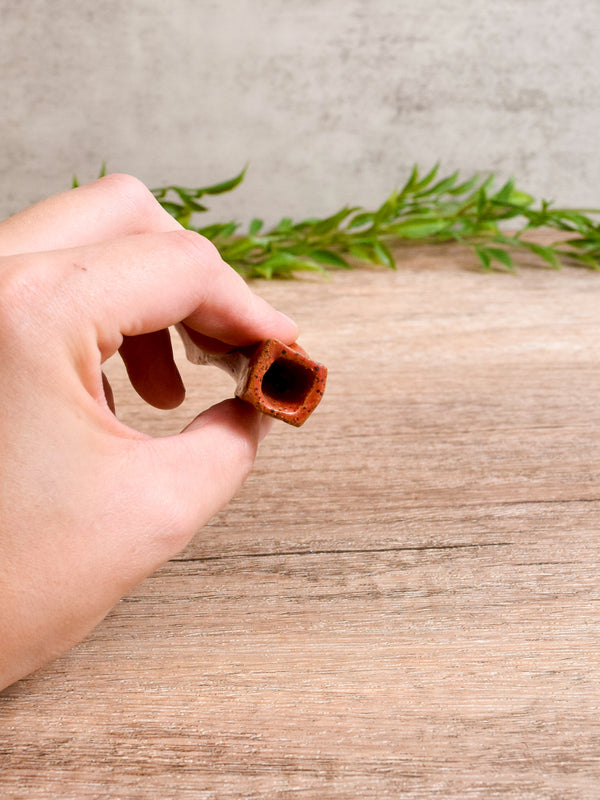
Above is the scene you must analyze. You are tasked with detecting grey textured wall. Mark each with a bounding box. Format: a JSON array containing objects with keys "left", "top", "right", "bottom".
[{"left": 1, "top": 1, "right": 599, "bottom": 225}]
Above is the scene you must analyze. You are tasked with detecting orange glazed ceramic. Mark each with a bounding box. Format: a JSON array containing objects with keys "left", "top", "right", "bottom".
[{"left": 178, "top": 328, "right": 327, "bottom": 427}]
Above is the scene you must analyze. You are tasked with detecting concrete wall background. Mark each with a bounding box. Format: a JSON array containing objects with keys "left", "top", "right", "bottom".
[{"left": 1, "top": 0, "right": 598, "bottom": 225}]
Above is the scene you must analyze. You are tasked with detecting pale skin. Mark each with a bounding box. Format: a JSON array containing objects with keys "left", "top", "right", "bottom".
[{"left": 0, "top": 174, "right": 298, "bottom": 691}]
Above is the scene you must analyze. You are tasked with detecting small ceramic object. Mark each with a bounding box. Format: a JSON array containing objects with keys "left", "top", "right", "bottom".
[{"left": 178, "top": 328, "right": 327, "bottom": 427}]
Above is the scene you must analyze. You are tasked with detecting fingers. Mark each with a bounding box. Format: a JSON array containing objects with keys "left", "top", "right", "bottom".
[
  {"left": 119, "top": 330, "right": 185, "bottom": 409},
  {"left": 55, "top": 229, "right": 297, "bottom": 358},
  {"left": 0, "top": 174, "right": 180, "bottom": 257},
  {"left": 0, "top": 176, "right": 298, "bottom": 411},
  {"left": 133, "top": 399, "right": 272, "bottom": 565}
]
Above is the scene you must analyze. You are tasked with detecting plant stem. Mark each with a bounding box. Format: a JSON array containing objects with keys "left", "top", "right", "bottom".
[{"left": 149, "top": 165, "right": 600, "bottom": 278}]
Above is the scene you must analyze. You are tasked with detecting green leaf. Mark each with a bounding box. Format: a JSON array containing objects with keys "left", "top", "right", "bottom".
[
  {"left": 522, "top": 241, "right": 561, "bottom": 269},
  {"left": 490, "top": 232, "right": 520, "bottom": 246},
  {"left": 348, "top": 243, "right": 378, "bottom": 265},
  {"left": 422, "top": 171, "right": 459, "bottom": 197},
  {"left": 293, "top": 217, "right": 321, "bottom": 230},
  {"left": 476, "top": 187, "right": 488, "bottom": 218},
  {"left": 570, "top": 253, "right": 600, "bottom": 270},
  {"left": 486, "top": 247, "right": 516, "bottom": 272},
  {"left": 550, "top": 210, "right": 595, "bottom": 233},
  {"left": 492, "top": 178, "right": 515, "bottom": 204},
  {"left": 201, "top": 166, "right": 247, "bottom": 195},
  {"left": 398, "top": 164, "right": 420, "bottom": 197},
  {"left": 447, "top": 174, "right": 480, "bottom": 196},
  {"left": 252, "top": 252, "right": 326, "bottom": 279},
  {"left": 273, "top": 217, "right": 294, "bottom": 233},
  {"left": 347, "top": 211, "right": 374, "bottom": 230},
  {"left": 390, "top": 218, "right": 450, "bottom": 239},
  {"left": 506, "top": 188, "right": 535, "bottom": 207},
  {"left": 172, "top": 188, "right": 209, "bottom": 212},
  {"left": 307, "top": 249, "right": 352, "bottom": 268},
  {"left": 312, "top": 206, "right": 356, "bottom": 235},
  {"left": 76, "top": 162, "right": 600, "bottom": 279},
  {"left": 372, "top": 240, "right": 396, "bottom": 268},
  {"left": 475, "top": 246, "right": 492, "bottom": 271},
  {"left": 565, "top": 236, "right": 600, "bottom": 252},
  {"left": 197, "top": 221, "right": 239, "bottom": 240},
  {"left": 373, "top": 198, "right": 397, "bottom": 226},
  {"left": 220, "top": 237, "right": 261, "bottom": 260},
  {"left": 248, "top": 218, "right": 263, "bottom": 236},
  {"left": 414, "top": 163, "right": 440, "bottom": 192}
]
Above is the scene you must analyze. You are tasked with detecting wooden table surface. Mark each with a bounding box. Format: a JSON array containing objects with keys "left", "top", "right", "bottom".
[{"left": 1, "top": 241, "right": 600, "bottom": 798}]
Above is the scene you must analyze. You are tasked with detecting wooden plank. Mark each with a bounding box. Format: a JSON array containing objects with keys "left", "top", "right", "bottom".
[{"left": 1, "top": 244, "right": 600, "bottom": 798}]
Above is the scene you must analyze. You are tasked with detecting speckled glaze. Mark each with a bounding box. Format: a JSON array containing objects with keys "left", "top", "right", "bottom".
[
  {"left": 177, "top": 327, "right": 327, "bottom": 427},
  {"left": 233, "top": 340, "right": 327, "bottom": 427}
]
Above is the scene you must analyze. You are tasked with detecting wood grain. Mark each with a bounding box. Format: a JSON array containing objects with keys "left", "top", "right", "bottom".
[{"left": 1, "top": 242, "right": 600, "bottom": 798}]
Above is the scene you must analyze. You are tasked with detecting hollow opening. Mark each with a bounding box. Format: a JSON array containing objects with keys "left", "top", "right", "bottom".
[{"left": 261, "top": 358, "right": 314, "bottom": 408}]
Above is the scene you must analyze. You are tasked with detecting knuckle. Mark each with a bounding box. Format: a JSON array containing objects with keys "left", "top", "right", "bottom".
[
  {"left": 170, "top": 229, "right": 250, "bottom": 315},
  {"left": 98, "top": 173, "right": 164, "bottom": 225},
  {"left": 100, "top": 172, "right": 149, "bottom": 199},
  {"left": 172, "top": 228, "right": 222, "bottom": 267}
]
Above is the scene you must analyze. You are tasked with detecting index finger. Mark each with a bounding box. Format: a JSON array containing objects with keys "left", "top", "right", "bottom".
[
  {"left": 0, "top": 174, "right": 180, "bottom": 257},
  {"left": 41, "top": 229, "right": 298, "bottom": 358}
]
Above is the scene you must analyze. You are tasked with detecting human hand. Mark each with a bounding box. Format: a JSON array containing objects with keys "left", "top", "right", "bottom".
[{"left": 0, "top": 174, "right": 297, "bottom": 690}]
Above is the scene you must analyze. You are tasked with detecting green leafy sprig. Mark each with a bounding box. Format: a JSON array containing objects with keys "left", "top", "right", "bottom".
[{"left": 100, "top": 165, "right": 600, "bottom": 278}]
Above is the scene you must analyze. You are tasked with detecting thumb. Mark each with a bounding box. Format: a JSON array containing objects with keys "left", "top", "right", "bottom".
[{"left": 141, "top": 399, "right": 273, "bottom": 562}]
